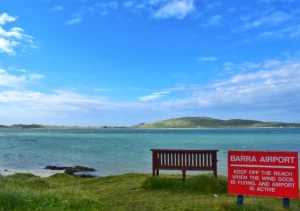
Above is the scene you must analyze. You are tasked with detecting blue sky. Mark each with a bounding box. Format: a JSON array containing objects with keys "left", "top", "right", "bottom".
[{"left": 1, "top": 0, "right": 300, "bottom": 126}]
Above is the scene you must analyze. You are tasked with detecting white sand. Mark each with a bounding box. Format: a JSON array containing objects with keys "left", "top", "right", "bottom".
[{"left": 0, "top": 169, "right": 64, "bottom": 177}]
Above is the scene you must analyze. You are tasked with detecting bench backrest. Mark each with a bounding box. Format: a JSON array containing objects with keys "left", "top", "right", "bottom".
[{"left": 151, "top": 149, "right": 218, "bottom": 170}]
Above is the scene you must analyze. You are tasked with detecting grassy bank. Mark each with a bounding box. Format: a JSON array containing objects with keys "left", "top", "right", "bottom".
[{"left": 0, "top": 173, "right": 299, "bottom": 211}]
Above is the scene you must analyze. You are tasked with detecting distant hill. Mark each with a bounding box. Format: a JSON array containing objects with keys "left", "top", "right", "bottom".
[
  {"left": 0, "top": 124, "right": 45, "bottom": 129},
  {"left": 132, "top": 123, "right": 147, "bottom": 128},
  {"left": 134, "top": 117, "right": 300, "bottom": 128}
]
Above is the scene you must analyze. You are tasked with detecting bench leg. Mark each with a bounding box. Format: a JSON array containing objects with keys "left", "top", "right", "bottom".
[
  {"left": 182, "top": 170, "right": 186, "bottom": 181},
  {"left": 214, "top": 169, "right": 217, "bottom": 178},
  {"left": 156, "top": 169, "right": 159, "bottom": 176},
  {"left": 152, "top": 168, "right": 155, "bottom": 176}
]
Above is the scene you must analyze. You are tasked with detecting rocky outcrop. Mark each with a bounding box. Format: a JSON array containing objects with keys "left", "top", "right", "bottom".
[{"left": 45, "top": 165, "right": 96, "bottom": 178}]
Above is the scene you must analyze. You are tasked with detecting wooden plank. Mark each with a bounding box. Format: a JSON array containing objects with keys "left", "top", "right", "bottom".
[
  {"left": 166, "top": 153, "right": 168, "bottom": 166},
  {"left": 173, "top": 153, "right": 176, "bottom": 166},
  {"left": 165, "top": 153, "right": 168, "bottom": 166},
  {"left": 194, "top": 153, "right": 196, "bottom": 167},
  {"left": 162, "top": 152, "right": 165, "bottom": 166},
  {"left": 199, "top": 153, "right": 202, "bottom": 167},
  {"left": 157, "top": 166, "right": 216, "bottom": 171},
  {"left": 208, "top": 153, "right": 210, "bottom": 167},
  {"left": 179, "top": 153, "right": 182, "bottom": 167},
  {"left": 186, "top": 153, "right": 189, "bottom": 167}
]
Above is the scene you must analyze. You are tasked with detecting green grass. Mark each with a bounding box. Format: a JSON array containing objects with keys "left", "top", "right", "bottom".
[{"left": 0, "top": 173, "right": 299, "bottom": 210}]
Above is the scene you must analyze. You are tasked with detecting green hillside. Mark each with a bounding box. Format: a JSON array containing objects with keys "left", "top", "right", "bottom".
[{"left": 135, "top": 117, "right": 300, "bottom": 128}]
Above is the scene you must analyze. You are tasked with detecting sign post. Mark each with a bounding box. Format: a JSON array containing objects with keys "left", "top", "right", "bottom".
[{"left": 228, "top": 151, "right": 299, "bottom": 208}]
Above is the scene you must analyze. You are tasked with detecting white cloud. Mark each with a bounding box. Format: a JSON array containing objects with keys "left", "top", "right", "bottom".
[
  {"left": 51, "top": 6, "right": 64, "bottom": 12},
  {"left": 0, "top": 38, "right": 19, "bottom": 54},
  {"left": 0, "top": 91, "right": 42, "bottom": 103},
  {"left": 16, "top": 69, "right": 27, "bottom": 73},
  {"left": 198, "top": 56, "right": 218, "bottom": 62},
  {"left": 212, "top": 59, "right": 300, "bottom": 92},
  {"left": 0, "top": 89, "right": 128, "bottom": 116},
  {"left": 0, "top": 69, "right": 25, "bottom": 87},
  {"left": 0, "top": 26, "right": 23, "bottom": 38},
  {"left": 153, "top": 0, "right": 195, "bottom": 20},
  {"left": 66, "top": 17, "right": 82, "bottom": 25},
  {"left": 0, "top": 13, "right": 17, "bottom": 25},
  {"left": 28, "top": 73, "right": 44, "bottom": 81},
  {"left": 0, "top": 13, "right": 36, "bottom": 55},
  {"left": 259, "top": 24, "right": 300, "bottom": 39},
  {"left": 241, "top": 10, "right": 292, "bottom": 30},
  {"left": 155, "top": 58, "right": 300, "bottom": 114},
  {"left": 70, "top": 1, "right": 118, "bottom": 19},
  {"left": 222, "top": 61, "right": 262, "bottom": 74},
  {"left": 94, "top": 88, "right": 110, "bottom": 92},
  {"left": 139, "top": 57, "right": 300, "bottom": 114},
  {"left": 0, "top": 68, "right": 44, "bottom": 87},
  {"left": 0, "top": 55, "right": 299, "bottom": 124},
  {"left": 139, "top": 91, "right": 171, "bottom": 101}
]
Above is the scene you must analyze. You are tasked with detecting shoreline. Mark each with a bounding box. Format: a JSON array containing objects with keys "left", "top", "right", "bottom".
[
  {"left": 0, "top": 168, "right": 228, "bottom": 178},
  {"left": 0, "top": 169, "right": 64, "bottom": 177}
]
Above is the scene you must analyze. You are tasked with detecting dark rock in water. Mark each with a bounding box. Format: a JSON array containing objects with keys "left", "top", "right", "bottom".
[
  {"left": 45, "top": 165, "right": 96, "bottom": 177},
  {"left": 4, "top": 169, "right": 7, "bottom": 172},
  {"left": 64, "top": 166, "right": 95, "bottom": 175},
  {"left": 74, "top": 166, "right": 95, "bottom": 172},
  {"left": 45, "top": 166, "right": 69, "bottom": 170},
  {"left": 64, "top": 167, "right": 74, "bottom": 175}
]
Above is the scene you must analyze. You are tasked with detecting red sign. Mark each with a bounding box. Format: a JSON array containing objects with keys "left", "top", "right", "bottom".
[{"left": 228, "top": 150, "right": 299, "bottom": 198}]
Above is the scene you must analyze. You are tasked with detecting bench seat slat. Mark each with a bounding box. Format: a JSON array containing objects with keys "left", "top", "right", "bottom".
[{"left": 157, "top": 166, "right": 215, "bottom": 171}]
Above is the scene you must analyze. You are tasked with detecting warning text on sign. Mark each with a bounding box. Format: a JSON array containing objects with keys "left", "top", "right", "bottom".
[{"left": 228, "top": 151, "right": 299, "bottom": 199}]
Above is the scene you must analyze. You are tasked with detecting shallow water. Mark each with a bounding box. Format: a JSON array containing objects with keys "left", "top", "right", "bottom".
[{"left": 0, "top": 128, "right": 300, "bottom": 177}]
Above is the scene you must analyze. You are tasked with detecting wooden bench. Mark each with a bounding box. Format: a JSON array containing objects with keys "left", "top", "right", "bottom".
[{"left": 151, "top": 149, "right": 219, "bottom": 180}]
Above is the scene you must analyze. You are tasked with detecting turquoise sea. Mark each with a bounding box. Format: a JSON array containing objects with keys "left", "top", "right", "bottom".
[{"left": 1, "top": 128, "right": 300, "bottom": 177}]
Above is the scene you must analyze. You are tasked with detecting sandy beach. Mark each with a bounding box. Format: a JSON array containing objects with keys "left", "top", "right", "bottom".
[{"left": 0, "top": 169, "right": 64, "bottom": 177}]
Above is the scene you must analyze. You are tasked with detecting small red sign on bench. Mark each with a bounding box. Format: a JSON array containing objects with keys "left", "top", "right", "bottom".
[{"left": 228, "top": 150, "right": 299, "bottom": 199}]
